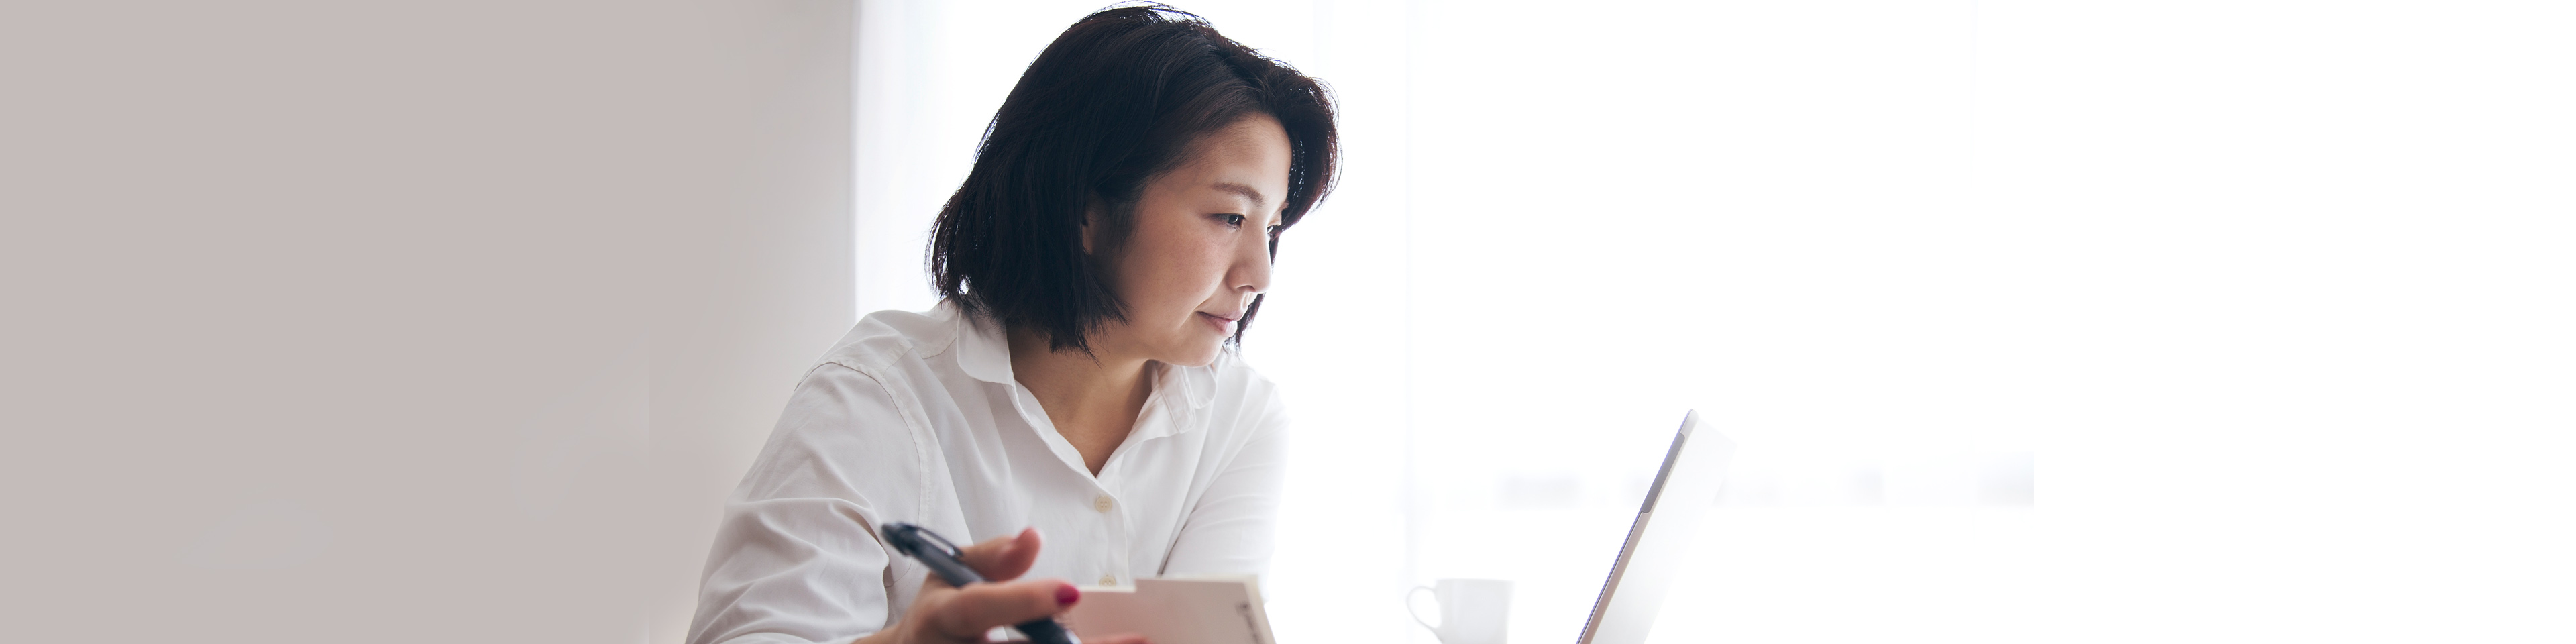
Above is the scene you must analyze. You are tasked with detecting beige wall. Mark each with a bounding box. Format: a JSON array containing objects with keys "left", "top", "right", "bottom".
[{"left": 0, "top": 2, "right": 855, "bottom": 642}]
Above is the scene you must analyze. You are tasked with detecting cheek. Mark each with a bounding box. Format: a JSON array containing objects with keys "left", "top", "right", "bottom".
[{"left": 1119, "top": 231, "right": 1232, "bottom": 312}]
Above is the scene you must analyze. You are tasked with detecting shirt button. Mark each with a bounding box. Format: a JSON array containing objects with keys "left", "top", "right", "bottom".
[
  {"left": 1093, "top": 496, "right": 1112, "bottom": 513},
  {"left": 1099, "top": 574, "right": 1117, "bottom": 586}
]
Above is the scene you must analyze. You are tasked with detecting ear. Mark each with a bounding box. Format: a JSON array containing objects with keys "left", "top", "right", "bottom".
[{"left": 1079, "top": 199, "right": 1102, "bottom": 255}]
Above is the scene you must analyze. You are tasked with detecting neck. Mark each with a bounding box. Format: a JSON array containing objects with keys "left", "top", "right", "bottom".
[{"left": 1006, "top": 325, "right": 1155, "bottom": 474}]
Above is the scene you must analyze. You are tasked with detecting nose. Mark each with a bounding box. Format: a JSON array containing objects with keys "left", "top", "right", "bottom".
[{"left": 1229, "top": 227, "right": 1272, "bottom": 298}]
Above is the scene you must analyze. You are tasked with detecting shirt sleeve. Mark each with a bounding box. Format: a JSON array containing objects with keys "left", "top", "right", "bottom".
[
  {"left": 686, "top": 363, "right": 918, "bottom": 644},
  {"left": 1155, "top": 386, "right": 1290, "bottom": 579}
]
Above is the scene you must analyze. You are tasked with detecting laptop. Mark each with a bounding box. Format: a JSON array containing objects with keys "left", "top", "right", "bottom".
[{"left": 1574, "top": 411, "right": 1735, "bottom": 644}]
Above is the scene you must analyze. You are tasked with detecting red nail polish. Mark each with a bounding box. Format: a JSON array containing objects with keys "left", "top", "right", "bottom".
[{"left": 1055, "top": 583, "right": 1081, "bottom": 606}]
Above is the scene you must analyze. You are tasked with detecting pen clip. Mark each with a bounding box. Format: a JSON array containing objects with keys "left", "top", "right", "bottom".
[
  {"left": 885, "top": 522, "right": 987, "bottom": 586},
  {"left": 908, "top": 524, "right": 964, "bottom": 559}
]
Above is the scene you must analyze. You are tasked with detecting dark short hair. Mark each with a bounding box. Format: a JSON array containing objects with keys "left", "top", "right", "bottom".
[{"left": 928, "top": 3, "right": 1338, "bottom": 353}]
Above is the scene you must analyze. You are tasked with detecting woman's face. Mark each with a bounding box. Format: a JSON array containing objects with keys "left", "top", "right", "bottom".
[{"left": 1089, "top": 115, "right": 1292, "bottom": 367}]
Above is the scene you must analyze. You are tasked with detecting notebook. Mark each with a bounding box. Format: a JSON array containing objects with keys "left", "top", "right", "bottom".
[{"left": 1061, "top": 576, "right": 1273, "bottom": 644}]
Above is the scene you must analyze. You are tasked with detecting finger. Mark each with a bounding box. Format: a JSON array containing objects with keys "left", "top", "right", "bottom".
[
  {"left": 916, "top": 527, "right": 1038, "bottom": 592},
  {"left": 955, "top": 527, "right": 1043, "bottom": 581},
  {"left": 924, "top": 578, "right": 1079, "bottom": 640},
  {"left": 1080, "top": 633, "right": 1150, "bottom": 644}
]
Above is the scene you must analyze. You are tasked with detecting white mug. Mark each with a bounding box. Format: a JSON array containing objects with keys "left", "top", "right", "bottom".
[{"left": 1407, "top": 578, "right": 1512, "bottom": 644}]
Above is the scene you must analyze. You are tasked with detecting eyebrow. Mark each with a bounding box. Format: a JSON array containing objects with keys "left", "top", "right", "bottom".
[{"left": 1209, "top": 182, "right": 1269, "bottom": 209}]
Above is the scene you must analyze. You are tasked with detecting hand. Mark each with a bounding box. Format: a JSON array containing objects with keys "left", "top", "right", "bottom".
[{"left": 855, "top": 527, "right": 1147, "bottom": 644}]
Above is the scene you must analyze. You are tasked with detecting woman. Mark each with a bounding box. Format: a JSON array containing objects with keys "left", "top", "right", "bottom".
[{"left": 685, "top": 6, "right": 1336, "bottom": 644}]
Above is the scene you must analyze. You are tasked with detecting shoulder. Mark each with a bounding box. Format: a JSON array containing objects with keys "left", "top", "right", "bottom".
[
  {"left": 805, "top": 306, "right": 964, "bottom": 380},
  {"left": 737, "top": 307, "right": 968, "bottom": 502},
  {"left": 766, "top": 305, "right": 977, "bottom": 455}
]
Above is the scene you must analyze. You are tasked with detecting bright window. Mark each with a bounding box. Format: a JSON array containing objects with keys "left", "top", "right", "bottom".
[{"left": 853, "top": 2, "right": 2573, "bottom": 642}]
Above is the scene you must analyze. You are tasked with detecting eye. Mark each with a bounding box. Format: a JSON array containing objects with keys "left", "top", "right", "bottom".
[{"left": 1218, "top": 213, "right": 1246, "bottom": 228}]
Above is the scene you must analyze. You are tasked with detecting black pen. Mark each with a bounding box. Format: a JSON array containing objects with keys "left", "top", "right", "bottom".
[{"left": 881, "top": 522, "right": 1081, "bottom": 644}]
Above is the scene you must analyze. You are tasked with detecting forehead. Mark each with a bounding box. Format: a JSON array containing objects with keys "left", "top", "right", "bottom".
[{"left": 1164, "top": 115, "right": 1292, "bottom": 203}]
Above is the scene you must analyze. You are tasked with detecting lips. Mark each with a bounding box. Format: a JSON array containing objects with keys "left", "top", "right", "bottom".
[{"left": 1196, "top": 311, "right": 1240, "bottom": 333}]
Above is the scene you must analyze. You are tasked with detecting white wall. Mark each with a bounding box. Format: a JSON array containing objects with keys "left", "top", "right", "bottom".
[{"left": 1, "top": 2, "right": 855, "bottom": 643}]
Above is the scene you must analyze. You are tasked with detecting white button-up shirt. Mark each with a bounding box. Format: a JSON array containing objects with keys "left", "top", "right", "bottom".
[{"left": 686, "top": 303, "right": 1290, "bottom": 644}]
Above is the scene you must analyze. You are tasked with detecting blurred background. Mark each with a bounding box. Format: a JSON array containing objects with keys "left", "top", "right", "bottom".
[{"left": 5, "top": 1, "right": 2570, "bottom": 643}]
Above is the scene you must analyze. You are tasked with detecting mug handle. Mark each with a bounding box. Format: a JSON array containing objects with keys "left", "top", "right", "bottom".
[{"left": 1406, "top": 586, "right": 1442, "bottom": 637}]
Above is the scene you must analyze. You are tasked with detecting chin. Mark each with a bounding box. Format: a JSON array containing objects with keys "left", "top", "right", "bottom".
[{"left": 1159, "top": 341, "right": 1224, "bottom": 368}]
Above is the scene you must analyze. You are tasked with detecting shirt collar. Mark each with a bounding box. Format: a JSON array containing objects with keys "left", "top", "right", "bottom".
[
  {"left": 1158, "top": 357, "right": 1215, "bottom": 411},
  {"left": 947, "top": 302, "right": 1018, "bottom": 386},
  {"left": 945, "top": 301, "right": 1213, "bottom": 411}
]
